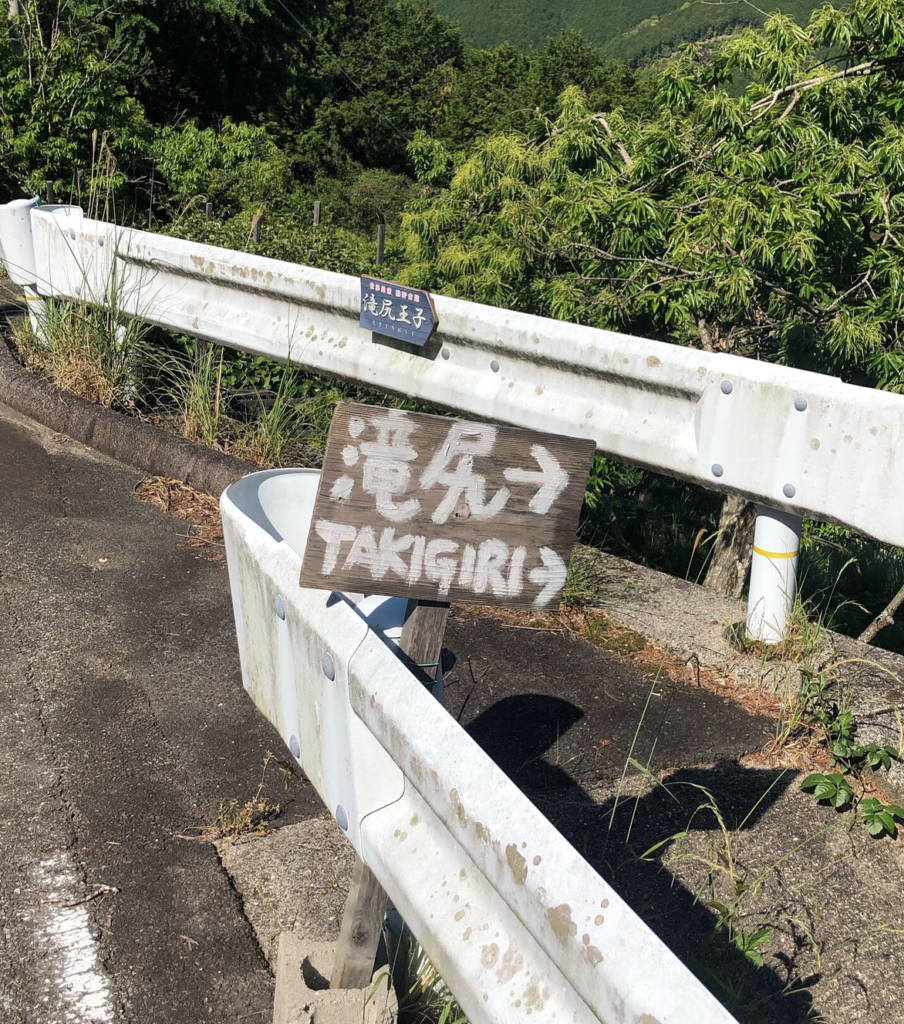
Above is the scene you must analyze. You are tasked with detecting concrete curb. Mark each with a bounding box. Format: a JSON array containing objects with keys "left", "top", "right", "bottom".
[{"left": 0, "top": 334, "right": 259, "bottom": 497}]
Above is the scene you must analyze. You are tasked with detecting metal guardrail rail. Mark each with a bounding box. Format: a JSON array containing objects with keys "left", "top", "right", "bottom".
[
  {"left": 0, "top": 202, "right": 850, "bottom": 1017},
  {"left": 11, "top": 202, "right": 903, "bottom": 549},
  {"left": 221, "top": 467, "right": 740, "bottom": 1024},
  {"left": 2, "top": 199, "right": 902, "bottom": 639}
]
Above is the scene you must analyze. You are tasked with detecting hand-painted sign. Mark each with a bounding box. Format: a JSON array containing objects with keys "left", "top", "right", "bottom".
[
  {"left": 359, "top": 276, "right": 438, "bottom": 347},
  {"left": 299, "top": 403, "right": 596, "bottom": 609}
]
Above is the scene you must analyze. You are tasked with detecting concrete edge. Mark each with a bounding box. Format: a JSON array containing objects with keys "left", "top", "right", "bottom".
[
  {"left": 274, "top": 934, "right": 396, "bottom": 1024},
  {"left": 0, "top": 331, "right": 259, "bottom": 498}
]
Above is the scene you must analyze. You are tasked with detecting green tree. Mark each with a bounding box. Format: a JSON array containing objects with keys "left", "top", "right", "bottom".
[
  {"left": 433, "top": 43, "right": 533, "bottom": 144},
  {"left": 114, "top": 0, "right": 292, "bottom": 124},
  {"left": 0, "top": 0, "right": 151, "bottom": 199},
  {"left": 299, "top": 0, "right": 464, "bottom": 174},
  {"left": 152, "top": 118, "right": 292, "bottom": 216},
  {"left": 527, "top": 31, "right": 649, "bottom": 117},
  {"left": 402, "top": 1, "right": 904, "bottom": 591}
]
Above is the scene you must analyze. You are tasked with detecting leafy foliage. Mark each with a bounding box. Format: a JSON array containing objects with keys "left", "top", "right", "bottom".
[
  {"left": 0, "top": 1, "right": 151, "bottom": 199},
  {"left": 800, "top": 771, "right": 854, "bottom": 808},
  {"left": 793, "top": 661, "right": 901, "bottom": 838},
  {"left": 859, "top": 797, "right": 904, "bottom": 836},
  {"left": 403, "top": 2, "right": 904, "bottom": 391}
]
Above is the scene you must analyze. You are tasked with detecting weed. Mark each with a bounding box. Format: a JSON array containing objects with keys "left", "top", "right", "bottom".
[
  {"left": 858, "top": 797, "right": 904, "bottom": 837},
  {"left": 232, "top": 369, "right": 312, "bottom": 468},
  {"left": 363, "top": 969, "right": 398, "bottom": 1023},
  {"left": 562, "top": 547, "right": 601, "bottom": 608},
  {"left": 799, "top": 771, "right": 853, "bottom": 809},
  {"left": 385, "top": 920, "right": 468, "bottom": 1024},
  {"left": 736, "top": 591, "right": 828, "bottom": 666},
  {"left": 775, "top": 655, "right": 903, "bottom": 838},
  {"left": 144, "top": 338, "right": 225, "bottom": 447},
  {"left": 184, "top": 752, "right": 283, "bottom": 844},
  {"left": 205, "top": 792, "right": 280, "bottom": 843},
  {"left": 13, "top": 293, "right": 149, "bottom": 408}
]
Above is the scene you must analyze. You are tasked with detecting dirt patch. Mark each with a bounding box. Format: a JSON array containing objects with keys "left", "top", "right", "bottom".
[
  {"left": 458, "top": 602, "right": 784, "bottom": 722},
  {"left": 444, "top": 608, "right": 773, "bottom": 798},
  {"left": 134, "top": 475, "right": 225, "bottom": 560}
]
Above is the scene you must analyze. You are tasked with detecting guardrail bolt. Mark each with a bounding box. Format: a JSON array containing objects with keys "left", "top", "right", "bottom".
[
  {"left": 711, "top": 463, "right": 724, "bottom": 477},
  {"left": 335, "top": 805, "right": 348, "bottom": 831},
  {"left": 289, "top": 735, "right": 300, "bottom": 758},
  {"left": 720, "top": 380, "right": 733, "bottom": 395},
  {"left": 322, "top": 653, "right": 335, "bottom": 680},
  {"left": 490, "top": 359, "right": 500, "bottom": 373},
  {"left": 794, "top": 396, "right": 808, "bottom": 411},
  {"left": 275, "top": 595, "right": 286, "bottom": 620},
  {"left": 783, "top": 483, "right": 796, "bottom": 498},
  {"left": 441, "top": 349, "right": 450, "bottom": 360}
]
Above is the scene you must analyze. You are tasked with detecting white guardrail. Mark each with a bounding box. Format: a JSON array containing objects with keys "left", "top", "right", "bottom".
[
  {"left": 222, "top": 467, "right": 738, "bottom": 1024},
  {"left": 2, "top": 199, "right": 903, "bottom": 639},
  {"left": 3, "top": 203, "right": 874, "bottom": 1017}
]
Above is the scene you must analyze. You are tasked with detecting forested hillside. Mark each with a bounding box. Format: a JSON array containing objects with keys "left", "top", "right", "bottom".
[{"left": 433, "top": 0, "right": 823, "bottom": 60}]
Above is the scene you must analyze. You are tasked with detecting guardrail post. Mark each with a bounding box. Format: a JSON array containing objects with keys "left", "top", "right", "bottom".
[
  {"left": 331, "top": 598, "right": 448, "bottom": 990},
  {"left": 0, "top": 196, "right": 47, "bottom": 339},
  {"left": 745, "top": 505, "right": 802, "bottom": 643}
]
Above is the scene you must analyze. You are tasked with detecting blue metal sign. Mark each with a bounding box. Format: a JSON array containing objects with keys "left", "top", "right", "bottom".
[{"left": 359, "top": 276, "right": 438, "bottom": 347}]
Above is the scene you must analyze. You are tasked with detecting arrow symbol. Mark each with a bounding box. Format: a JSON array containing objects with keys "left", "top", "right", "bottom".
[
  {"left": 529, "top": 547, "right": 567, "bottom": 607},
  {"left": 503, "top": 444, "right": 569, "bottom": 513}
]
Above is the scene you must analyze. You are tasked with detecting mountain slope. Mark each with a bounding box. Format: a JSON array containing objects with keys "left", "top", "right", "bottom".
[{"left": 431, "top": 0, "right": 824, "bottom": 59}]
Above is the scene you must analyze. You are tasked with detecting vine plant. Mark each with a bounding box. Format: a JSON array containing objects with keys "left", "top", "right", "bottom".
[{"left": 797, "top": 670, "right": 903, "bottom": 837}]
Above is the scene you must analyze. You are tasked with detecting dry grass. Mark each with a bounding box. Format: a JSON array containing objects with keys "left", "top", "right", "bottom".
[
  {"left": 182, "top": 753, "right": 288, "bottom": 845},
  {"left": 12, "top": 291, "right": 150, "bottom": 409},
  {"left": 133, "top": 476, "right": 225, "bottom": 560},
  {"left": 200, "top": 792, "right": 282, "bottom": 844}
]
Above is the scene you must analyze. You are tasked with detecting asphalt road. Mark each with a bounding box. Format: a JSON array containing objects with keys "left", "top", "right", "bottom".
[
  {"left": 0, "top": 403, "right": 773, "bottom": 1024},
  {"left": 0, "top": 408, "right": 319, "bottom": 1024}
]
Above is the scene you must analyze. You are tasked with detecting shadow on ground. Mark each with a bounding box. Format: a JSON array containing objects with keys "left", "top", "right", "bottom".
[{"left": 462, "top": 693, "right": 817, "bottom": 1024}]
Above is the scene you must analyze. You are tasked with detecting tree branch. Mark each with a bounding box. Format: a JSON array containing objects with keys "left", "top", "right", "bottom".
[
  {"left": 880, "top": 193, "right": 901, "bottom": 247},
  {"left": 750, "top": 60, "right": 879, "bottom": 112},
  {"left": 592, "top": 114, "right": 634, "bottom": 170},
  {"left": 559, "top": 241, "right": 700, "bottom": 277},
  {"left": 859, "top": 581, "right": 904, "bottom": 644}
]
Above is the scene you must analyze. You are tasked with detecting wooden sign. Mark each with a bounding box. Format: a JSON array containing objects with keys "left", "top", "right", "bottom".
[
  {"left": 359, "top": 276, "right": 438, "bottom": 347},
  {"left": 299, "top": 403, "right": 596, "bottom": 609}
]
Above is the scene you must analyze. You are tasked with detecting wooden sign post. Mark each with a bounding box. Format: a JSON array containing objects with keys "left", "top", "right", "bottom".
[
  {"left": 331, "top": 596, "right": 448, "bottom": 990},
  {"left": 300, "top": 402, "right": 595, "bottom": 989}
]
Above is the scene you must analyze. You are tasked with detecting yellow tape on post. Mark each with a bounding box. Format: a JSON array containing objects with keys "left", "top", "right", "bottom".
[{"left": 752, "top": 545, "right": 799, "bottom": 560}]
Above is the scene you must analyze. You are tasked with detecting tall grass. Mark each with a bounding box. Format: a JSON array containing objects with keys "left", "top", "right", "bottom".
[
  {"left": 13, "top": 292, "right": 151, "bottom": 409},
  {"left": 231, "top": 368, "right": 310, "bottom": 468},
  {"left": 143, "top": 339, "right": 225, "bottom": 447}
]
